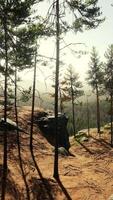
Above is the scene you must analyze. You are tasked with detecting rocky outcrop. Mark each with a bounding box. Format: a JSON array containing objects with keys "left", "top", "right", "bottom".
[{"left": 36, "top": 113, "right": 70, "bottom": 150}]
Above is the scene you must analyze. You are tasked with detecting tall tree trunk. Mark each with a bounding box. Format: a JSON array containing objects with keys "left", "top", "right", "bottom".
[
  {"left": 86, "top": 96, "right": 90, "bottom": 136},
  {"left": 72, "top": 94, "right": 76, "bottom": 136},
  {"left": 1, "top": 12, "right": 8, "bottom": 200},
  {"left": 14, "top": 67, "right": 30, "bottom": 199},
  {"left": 59, "top": 87, "right": 63, "bottom": 113},
  {"left": 30, "top": 48, "right": 37, "bottom": 152},
  {"left": 53, "top": 0, "right": 60, "bottom": 179},
  {"left": 71, "top": 81, "right": 76, "bottom": 137},
  {"left": 110, "top": 93, "right": 113, "bottom": 147},
  {"left": 96, "top": 85, "right": 100, "bottom": 135}
]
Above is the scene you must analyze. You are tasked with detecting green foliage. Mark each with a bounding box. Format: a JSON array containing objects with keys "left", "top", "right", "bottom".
[
  {"left": 104, "top": 44, "right": 113, "bottom": 95},
  {"left": 0, "top": 1, "right": 54, "bottom": 111},
  {"left": 0, "top": 1, "right": 32, "bottom": 74},
  {"left": 44, "top": 0, "right": 104, "bottom": 35},
  {"left": 20, "top": 86, "right": 32, "bottom": 102},
  {"left": 59, "top": 66, "right": 84, "bottom": 135},
  {"left": 0, "top": 0, "right": 37, "bottom": 26},
  {"left": 67, "top": 0, "right": 104, "bottom": 32},
  {"left": 63, "top": 65, "right": 84, "bottom": 101},
  {"left": 0, "top": 0, "right": 52, "bottom": 76},
  {"left": 65, "top": 99, "right": 110, "bottom": 135},
  {"left": 86, "top": 47, "right": 104, "bottom": 92}
]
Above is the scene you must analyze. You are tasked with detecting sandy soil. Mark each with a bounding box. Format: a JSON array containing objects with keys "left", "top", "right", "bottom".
[{"left": 0, "top": 107, "right": 113, "bottom": 200}]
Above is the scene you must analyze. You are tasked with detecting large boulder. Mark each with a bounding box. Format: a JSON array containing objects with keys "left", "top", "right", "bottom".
[
  {"left": 36, "top": 113, "right": 70, "bottom": 150},
  {"left": 0, "top": 118, "right": 17, "bottom": 130},
  {"left": 0, "top": 118, "right": 24, "bottom": 132}
]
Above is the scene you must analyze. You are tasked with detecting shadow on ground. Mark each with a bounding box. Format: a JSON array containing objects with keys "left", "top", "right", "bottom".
[
  {"left": 0, "top": 165, "right": 23, "bottom": 200},
  {"left": 30, "top": 177, "right": 61, "bottom": 200}
]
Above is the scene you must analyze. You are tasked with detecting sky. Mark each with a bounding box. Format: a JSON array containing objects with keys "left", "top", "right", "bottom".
[{"left": 21, "top": 0, "right": 113, "bottom": 93}]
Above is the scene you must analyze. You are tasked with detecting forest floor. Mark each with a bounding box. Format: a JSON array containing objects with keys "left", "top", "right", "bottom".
[{"left": 0, "top": 106, "right": 113, "bottom": 200}]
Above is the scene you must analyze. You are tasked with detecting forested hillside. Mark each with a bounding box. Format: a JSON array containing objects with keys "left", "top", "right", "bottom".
[{"left": 0, "top": 0, "right": 113, "bottom": 200}]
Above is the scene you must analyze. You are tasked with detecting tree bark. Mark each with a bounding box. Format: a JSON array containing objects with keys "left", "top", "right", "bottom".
[
  {"left": 71, "top": 80, "right": 76, "bottom": 137},
  {"left": 110, "top": 93, "right": 113, "bottom": 147},
  {"left": 96, "top": 85, "right": 100, "bottom": 135},
  {"left": 53, "top": 0, "right": 60, "bottom": 180},
  {"left": 59, "top": 87, "right": 63, "bottom": 113},
  {"left": 1, "top": 11, "right": 8, "bottom": 200},
  {"left": 87, "top": 96, "right": 90, "bottom": 136},
  {"left": 30, "top": 48, "right": 37, "bottom": 152}
]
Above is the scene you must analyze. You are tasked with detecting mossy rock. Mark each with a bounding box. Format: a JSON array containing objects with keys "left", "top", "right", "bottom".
[
  {"left": 104, "top": 124, "right": 111, "bottom": 130},
  {"left": 80, "top": 136, "right": 89, "bottom": 142},
  {"left": 104, "top": 123, "right": 113, "bottom": 130},
  {"left": 75, "top": 132, "right": 89, "bottom": 142}
]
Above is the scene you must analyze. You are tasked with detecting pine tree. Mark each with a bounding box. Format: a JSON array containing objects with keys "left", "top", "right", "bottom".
[
  {"left": 53, "top": 0, "right": 104, "bottom": 179},
  {"left": 63, "top": 66, "right": 84, "bottom": 136},
  {"left": 104, "top": 45, "right": 113, "bottom": 147},
  {"left": 0, "top": 1, "right": 38, "bottom": 199},
  {"left": 86, "top": 47, "right": 104, "bottom": 135}
]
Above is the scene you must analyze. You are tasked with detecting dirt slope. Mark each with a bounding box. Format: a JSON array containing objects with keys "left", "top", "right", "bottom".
[{"left": 0, "top": 106, "right": 113, "bottom": 200}]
